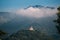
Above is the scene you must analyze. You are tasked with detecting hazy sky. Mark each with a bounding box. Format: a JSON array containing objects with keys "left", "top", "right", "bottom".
[{"left": 0, "top": 0, "right": 60, "bottom": 12}]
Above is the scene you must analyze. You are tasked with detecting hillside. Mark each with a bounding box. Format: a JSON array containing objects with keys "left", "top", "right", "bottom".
[{"left": 4, "top": 30, "right": 60, "bottom": 40}]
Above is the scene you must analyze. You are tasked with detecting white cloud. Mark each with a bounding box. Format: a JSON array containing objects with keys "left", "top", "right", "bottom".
[
  {"left": 0, "top": 16, "right": 10, "bottom": 24},
  {"left": 0, "top": 16, "right": 7, "bottom": 23},
  {"left": 16, "top": 7, "right": 58, "bottom": 18}
]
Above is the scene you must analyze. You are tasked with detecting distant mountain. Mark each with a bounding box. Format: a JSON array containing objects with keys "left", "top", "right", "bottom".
[
  {"left": 28, "top": 5, "right": 44, "bottom": 8},
  {"left": 46, "top": 6, "right": 55, "bottom": 9},
  {"left": 26, "top": 5, "right": 55, "bottom": 9}
]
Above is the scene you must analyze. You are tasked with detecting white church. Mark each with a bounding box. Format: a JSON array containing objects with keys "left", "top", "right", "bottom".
[{"left": 29, "top": 26, "right": 35, "bottom": 31}]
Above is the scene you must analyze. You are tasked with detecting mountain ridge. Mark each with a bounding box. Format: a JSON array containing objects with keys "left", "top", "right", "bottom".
[{"left": 25, "top": 5, "right": 55, "bottom": 9}]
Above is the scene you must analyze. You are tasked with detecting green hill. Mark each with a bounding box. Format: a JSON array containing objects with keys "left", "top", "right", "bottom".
[{"left": 4, "top": 30, "right": 59, "bottom": 40}]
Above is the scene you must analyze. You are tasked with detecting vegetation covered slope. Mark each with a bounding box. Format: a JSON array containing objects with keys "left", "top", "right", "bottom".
[
  {"left": 5, "top": 30, "right": 60, "bottom": 40},
  {"left": 54, "top": 7, "right": 60, "bottom": 33}
]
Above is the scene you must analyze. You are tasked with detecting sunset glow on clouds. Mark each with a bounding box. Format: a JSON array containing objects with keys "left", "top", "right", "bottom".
[{"left": 16, "top": 7, "right": 57, "bottom": 18}]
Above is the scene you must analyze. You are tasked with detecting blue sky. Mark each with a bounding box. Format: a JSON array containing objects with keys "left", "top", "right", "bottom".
[{"left": 0, "top": 0, "right": 60, "bottom": 12}]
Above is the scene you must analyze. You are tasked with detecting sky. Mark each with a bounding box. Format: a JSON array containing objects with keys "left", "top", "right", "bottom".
[{"left": 0, "top": 0, "right": 60, "bottom": 12}]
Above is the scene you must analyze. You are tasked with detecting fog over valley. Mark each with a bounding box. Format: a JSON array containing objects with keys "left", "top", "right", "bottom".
[{"left": 0, "top": 5, "right": 58, "bottom": 35}]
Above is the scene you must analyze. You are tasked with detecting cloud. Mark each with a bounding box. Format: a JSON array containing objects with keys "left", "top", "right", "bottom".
[
  {"left": 16, "top": 7, "right": 58, "bottom": 18},
  {"left": 0, "top": 16, "right": 10, "bottom": 24},
  {"left": 0, "top": 16, "right": 8, "bottom": 24}
]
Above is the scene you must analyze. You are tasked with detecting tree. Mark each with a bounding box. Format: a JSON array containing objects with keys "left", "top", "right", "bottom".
[
  {"left": 54, "top": 7, "right": 60, "bottom": 33},
  {"left": 0, "top": 30, "right": 6, "bottom": 36}
]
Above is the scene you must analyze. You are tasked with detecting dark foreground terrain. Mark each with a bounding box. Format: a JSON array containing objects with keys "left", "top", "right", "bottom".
[{"left": 1, "top": 30, "right": 59, "bottom": 40}]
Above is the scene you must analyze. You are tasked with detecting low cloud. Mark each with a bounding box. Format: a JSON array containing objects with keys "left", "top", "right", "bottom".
[
  {"left": 16, "top": 7, "right": 57, "bottom": 18},
  {"left": 0, "top": 16, "right": 8, "bottom": 23},
  {"left": 0, "top": 16, "right": 10, "bottom": 24}
]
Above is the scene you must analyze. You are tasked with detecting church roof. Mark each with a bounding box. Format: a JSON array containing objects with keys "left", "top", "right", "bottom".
[{"left": 29, "top": 26, "right": 34, "bottom": 31}]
